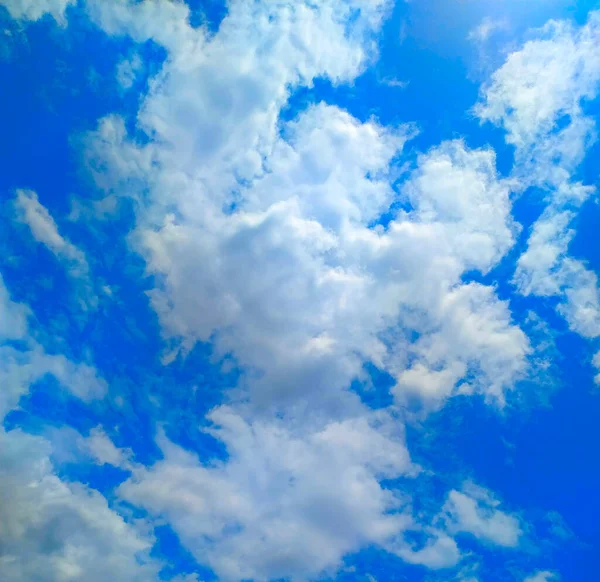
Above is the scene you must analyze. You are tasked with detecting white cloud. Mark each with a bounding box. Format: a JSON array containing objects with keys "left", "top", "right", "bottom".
[
  {"left": 85, "top": 425, "right": 133, "bottom": 469},
  {"left": 593, "top": 351, "right": 600, "bottom": 385},
  {"left": 513, "top": 208, "right": 577, "bottom": 298},
  {"left": 92, "top": 104, "right": 528, "bottom": 413},
  {"left": 0, "top": 344, "right": 108, "bottom": 418},
  {"left": 0, "top": 274, "right": 158, "bottom": 582},
  {"left": 478, "top": 11, "right": 600, "bottom": 351},
  {"left": 116, "top": 52, "right": 142, "bottom": 90},
  {"left": 0, "top": 273, "right": 106, "bottom": 418},
  {"left": 468, "top": 17, "right": 507, "bottom": 44},
  {"left": 0, "top": 427, "right": 160, "bottom": 582},
  {"left": 117, "top": 405, "right": 462, "bottom": 580},
  {"left": 392, "top": 535, "right": 461, "bottom": 570},
  {"left": 441, "top": 483, "right": 522, "bottom": 548},
  {"left": 0, "top": 273, "right": 29, "bottom": 341},
  {"left": 0, "top": 0, "right": 74, "bottom": 25},
  {"left": 14, "top": 190, "right": 89, "bottom": 278},
  {"left": 76, "top": 0, "right": 535, "bottom": 578},
  {"left": 476, "top": 13, "right": 600, "bottom": 162},
  {"left": 513, "top": 204, "right": 600, "bottom": 339},
  {"left": 523, "top": 572, "right": 559, "bottom": 582},
  {"left": 14, "top": 189, "right": 97, "bottom": 308}
]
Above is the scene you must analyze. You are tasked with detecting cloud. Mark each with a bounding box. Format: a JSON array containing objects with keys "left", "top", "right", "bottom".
[
  {"left": 74, "top": 3, "right": 537, "bottom": 576},
  {"left": 13, "top": 189, "right": 97, "bottom": 308},
  {"left": 116, "top": 52, "right": 142, "bottom": 90},
  {"left": 14, "top": 189, "right": 90, "bottom": 278},
  {"left": 0, "top": 1, "right": 576, "bottom": 580},
  {"left": 89, "top": 99, "right": 529, "bottom": 413},
  {"left": 0, "top": 274, "right": 160, "bottom": 582},
  {"left": 513, "top": 202, "right": 600, "bottom": 339},
  {"left": 117, "top": 405, "right": 461, "bottom": 580},
  {"left": 0, "top": 273, "right": 106, "bottom": 418},
  {"left": 476, "top": 13, "right": 600, "bottom": 160},
  {"left": 0, "top": 427, "right": 160, "bottom": 582},
  {"left": 0, "top": 273, "right": 29, "bottom": 341},
  {"left": 468, "top": 17, "right": 507, "bottom": 44},
  {"left": 593, "top": 351, "right": 600, "bottom": 385},
  {"left": 0, "top": 0, "right": 74, "bottom": 25},
  {"left": 440, "top": 483, "right": 522, "bottom": 548},
  {"left": 478, "top": 11, "right": 600, "bottom": 351},
  {"left": 523, "top": 572, "right": 559, "bottom": 582},
  {"left": 85, "top": 425, "right": 133, "bottom": 468}
]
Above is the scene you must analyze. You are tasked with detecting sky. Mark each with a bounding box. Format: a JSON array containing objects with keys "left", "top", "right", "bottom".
[{"left": 0, "top": 1, "right": 600, "bottom": 581}]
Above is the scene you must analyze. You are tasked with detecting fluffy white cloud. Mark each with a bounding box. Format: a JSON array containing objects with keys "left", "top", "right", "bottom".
[
  {"left": 0, "top": 427, "right": 160, "bottom": 582},
  {"left": 513, "top": 208, "right": 577, "bottom": 298},
  {"left": 513, "top": 202, "right": 600, "bottom": 338},
  {"left": 479, "top": 11, "right": 600, "bottom": 349},
  {"left": 82, "top": 0, "right": 531, "bottom": 417},
  {"left": 117, "top": 405, "right": 463, "bottom": 580},
  {"left": 441, "top": 484, "right": 522, "bottom": 548},
  {"left": 85, "top": 425, "right": 133, "bottom": 469},
  {"left": 93, "top": 105, "right": 528, "bottom": 412},
  {"left": 0, "top": 0, "right": 74, "bottom": 24},
  {"left": 0, "top": 273, "right": 161, "bottom": 582}
]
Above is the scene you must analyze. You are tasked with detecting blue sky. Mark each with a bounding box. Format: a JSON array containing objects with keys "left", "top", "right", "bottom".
[{"left": 1, "top": 1, "right": 600, "bottom": 581}]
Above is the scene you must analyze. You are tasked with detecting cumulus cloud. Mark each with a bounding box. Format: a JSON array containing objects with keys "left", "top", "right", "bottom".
[
  {"left": 441, "top": 483, "right": 522, "bottom": 548},
  {"left": 0, "top": 273, "right": 107, "bottom": 417},
  {"left": 70, "top": 1, "right": 538, "bottom": 577},
  {"left": 80, "top": 0, "right": 531, "bottom": 421},
  {"left": 478, "top": 11, "right": 600, "bottom": 348},
  {"left": 116, "top": 405, "right": 462, "bottom": 580},
  {"left": 90, "top": 107, "right": 529, "bottom": 413},
  {"left": 476, "top": 13, "right": 600, "bottom": 163},
  {"left": 0, "top": 1, "right": 574, "bottom": 580},
  {"left": 0, "top": 273, "right": 161, "bottom": 582},
  {"left": 513, "top": 202, "right": 600, "bottom": 339},
  {"left": 0, "top": 427, "right": 160, "bottom": 582}
]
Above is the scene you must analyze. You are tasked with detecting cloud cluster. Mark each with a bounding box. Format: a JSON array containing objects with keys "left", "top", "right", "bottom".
[
  {"left": 478, "top": 12, "right": 600, "bottom": 341},
  {"left": 0, "top": 274, "right": 163, "bottom": 581},
  {"left": 68, "top": 0, "right": 542, "bottom": 577},
  {"left": 523, "top": 572, "right": 558, "bottom": 582},
  {"left": 2, "top": 1, "right": 598, "bottom": 581},
  {"left": 0, "top": 0, "right": 74, "bottom": 24},
  {"left": 118, "top": 407, "right": 421, "bottom": 581},
  {"left": 0, "top": 427, "right": 159, "bottom": 582}
]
